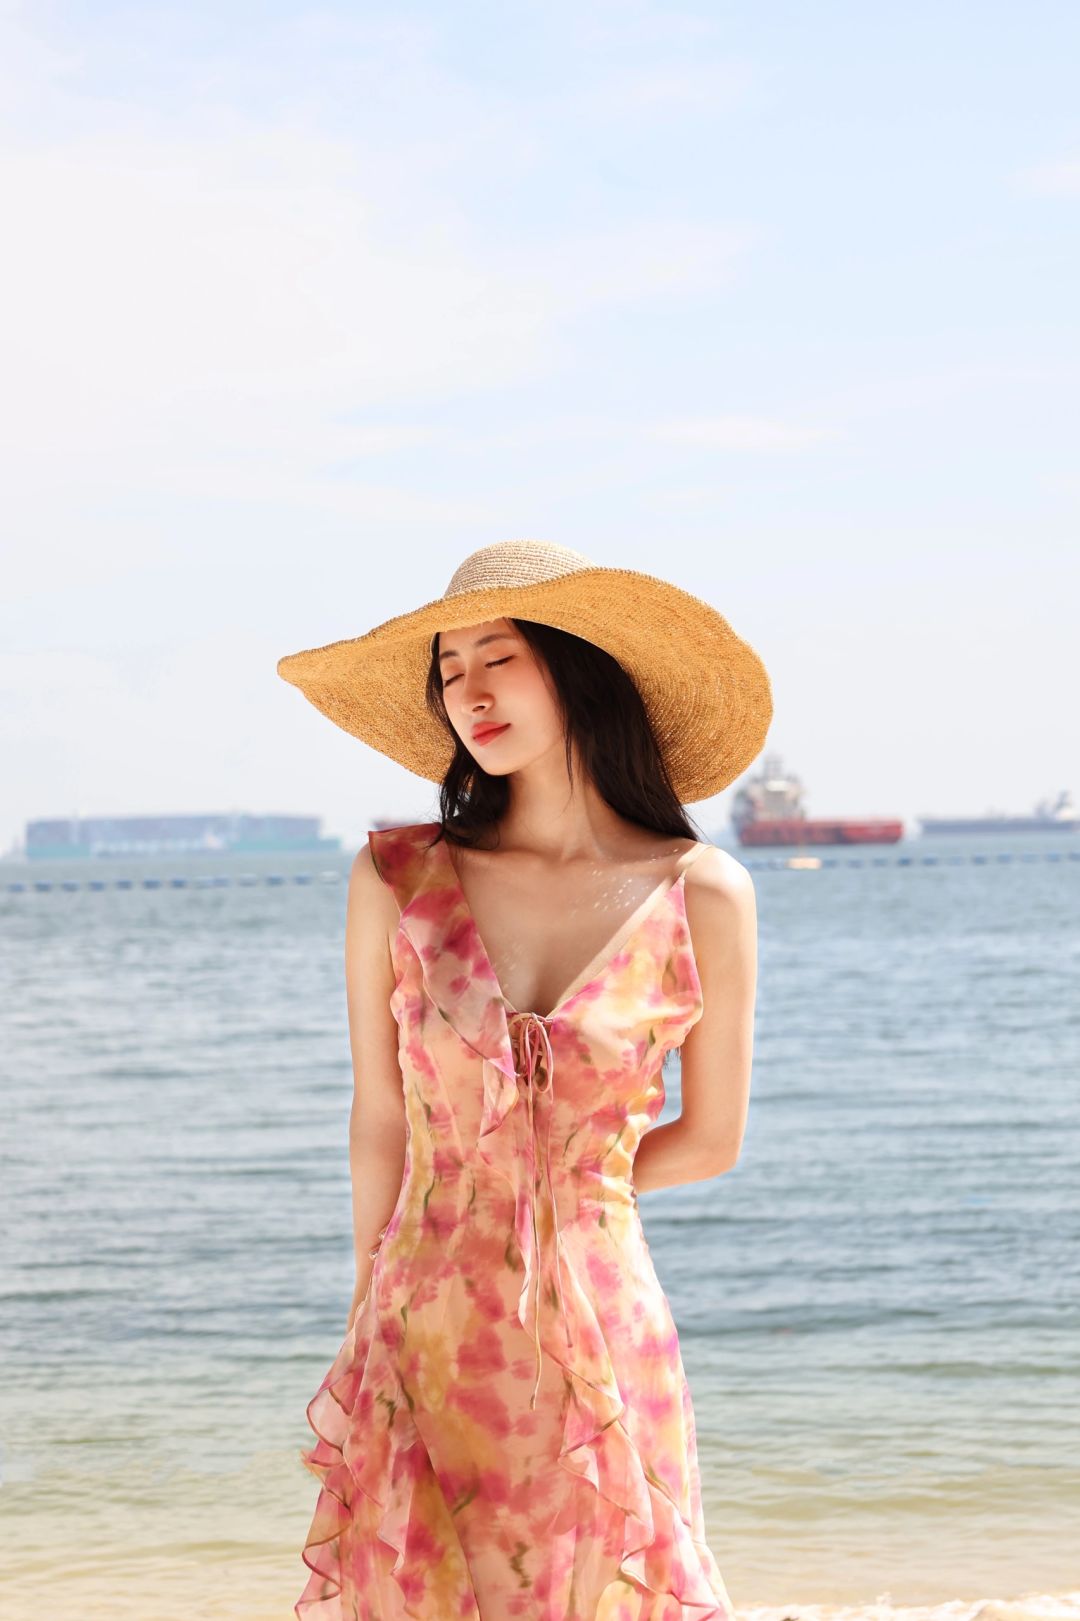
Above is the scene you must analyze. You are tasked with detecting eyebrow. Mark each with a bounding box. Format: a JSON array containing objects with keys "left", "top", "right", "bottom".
[{"left": 437, "top": 631, "right": 516, "bottom": 663}]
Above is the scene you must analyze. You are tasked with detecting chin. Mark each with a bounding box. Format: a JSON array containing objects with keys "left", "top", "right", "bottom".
[{"left": 469, "top": 745, "right": 526, "bottom": 776}]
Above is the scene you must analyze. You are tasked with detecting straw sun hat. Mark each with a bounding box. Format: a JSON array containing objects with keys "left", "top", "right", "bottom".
[{"left": 276, "top": 539, "right": 773, "bottom": 804}]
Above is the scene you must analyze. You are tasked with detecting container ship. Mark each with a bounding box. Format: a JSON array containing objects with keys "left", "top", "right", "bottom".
[
  {"left": 730, "top": 755, "right": 904, "bottom": 848},
  {"left": 22, "top": 812, "right": 342, "bottom": 860},
  {"left": 916, "top": 789, "right": 1078, "bottom": 836}
]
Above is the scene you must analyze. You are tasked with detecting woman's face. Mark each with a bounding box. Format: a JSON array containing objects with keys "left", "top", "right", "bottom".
[{"left": 437, "top": 618, "right": 565, "bottom": 775}]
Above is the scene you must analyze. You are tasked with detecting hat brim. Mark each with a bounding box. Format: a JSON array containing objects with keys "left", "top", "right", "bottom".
[{"left": 276, "top": 566, "right": 772, "bottom": 803}]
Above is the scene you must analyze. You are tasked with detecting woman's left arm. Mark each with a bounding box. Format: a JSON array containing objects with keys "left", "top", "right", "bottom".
[{"left": 631, "top": 845, "right": 758, "bottom": 1192}]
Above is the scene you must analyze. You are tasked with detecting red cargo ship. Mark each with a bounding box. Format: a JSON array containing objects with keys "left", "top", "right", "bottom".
[{"left": 731, "top": 754, "right": 904, "bottom": 847}]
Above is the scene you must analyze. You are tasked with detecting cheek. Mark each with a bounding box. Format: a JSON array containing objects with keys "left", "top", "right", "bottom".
[
  {"left": 512, "top": 664, "right": 564, "bottom": 742},
  {"left": 511, "top": 660, "right": 561, "bottom": 727}
]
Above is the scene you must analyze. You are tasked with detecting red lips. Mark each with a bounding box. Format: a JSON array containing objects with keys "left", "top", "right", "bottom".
[{"left": 472, "top": 722, "right": 511, "bottom": 744}]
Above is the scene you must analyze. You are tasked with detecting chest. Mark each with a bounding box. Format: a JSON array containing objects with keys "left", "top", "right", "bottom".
[{"left": 451, "top": 858, "right": 681, "bottom": 1020}]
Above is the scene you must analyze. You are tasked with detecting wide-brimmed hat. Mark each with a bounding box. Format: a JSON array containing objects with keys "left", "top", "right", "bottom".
[{"left": 276, "top": 538, "right": 772, "bottom": 803}]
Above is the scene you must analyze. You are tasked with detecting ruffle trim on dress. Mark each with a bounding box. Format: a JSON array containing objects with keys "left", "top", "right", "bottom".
[
  {"left": 537, "top": 1239, "right": 733, "bottom": 1616},
  {"left": 295, "top": 1290, "right": 732, "bottom": 1621},
  {"left": 295, "top": 1269, "right": 734, "bottom": 1621},
  {"left": 559, "top": 1360, "right": 735, "bottom": 1617},
  {"left": 294, "top": 1282, "right": 473, "bottom": 1621}
]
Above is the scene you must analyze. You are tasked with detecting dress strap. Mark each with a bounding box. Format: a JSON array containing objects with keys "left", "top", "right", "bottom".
[{"left": 680, "top": 839, "right": 713, "bottom": 878}]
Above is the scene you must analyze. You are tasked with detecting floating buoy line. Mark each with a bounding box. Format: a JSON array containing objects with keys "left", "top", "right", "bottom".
[{"left": 4, "top": 847, "right": 1078, "bottom": 893}]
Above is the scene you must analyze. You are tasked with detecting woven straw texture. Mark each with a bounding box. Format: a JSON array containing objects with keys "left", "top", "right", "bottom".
[{"left": 276, "top": 539, "right": 772, "bottom": 803}]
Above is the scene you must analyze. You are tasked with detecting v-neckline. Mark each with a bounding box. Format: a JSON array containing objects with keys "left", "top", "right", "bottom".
[{"left": 439, "top": 836, "right": 707, "bottom": 1024}]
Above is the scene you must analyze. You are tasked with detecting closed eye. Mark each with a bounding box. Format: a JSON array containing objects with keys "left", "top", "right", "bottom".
[{"left": 443, "top": 656, "right": 511, "bottom": 687}]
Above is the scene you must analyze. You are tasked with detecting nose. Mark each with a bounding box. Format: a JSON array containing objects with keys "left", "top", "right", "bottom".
[{"left": 459, "top": 669, "right": 494, "bottom": 708}]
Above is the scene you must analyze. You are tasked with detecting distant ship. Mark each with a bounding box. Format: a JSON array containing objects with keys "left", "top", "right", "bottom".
[
  {"left": 22, "top": 812, "right": 342, "bottom": 860},
  {"left": 917, "top": 789, "right": 1078, "bottom": 836},
  {"left": 731, "top": 754, "right": 904, "bottom": 847}
]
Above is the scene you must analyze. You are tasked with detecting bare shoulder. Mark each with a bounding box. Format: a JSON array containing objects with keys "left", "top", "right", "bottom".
[
  {"left": 682, "top": 843, "right": 757, "bottom": 963},
  {"left": 348, "top": 837, "right": 383, "bottom": 898},
  {"left": 347, "top": 838, "right": 402, "bottom": 949},
  {"left": 685, "top": 842, "right": 756, "bottom": 904}
]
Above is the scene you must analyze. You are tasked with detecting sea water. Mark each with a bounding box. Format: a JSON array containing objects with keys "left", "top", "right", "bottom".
[{"left": 1, "top": 832, "right": 1077, "bottom": 1620}]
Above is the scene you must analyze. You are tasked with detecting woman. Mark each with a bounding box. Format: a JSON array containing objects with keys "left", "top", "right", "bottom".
[{"left": 277, "top": 539, "right": 771, "bottom": 1621}]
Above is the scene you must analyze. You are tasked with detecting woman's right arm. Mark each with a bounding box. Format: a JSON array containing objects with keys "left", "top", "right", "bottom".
[{"left": 343, "top": 838, "right": 408, "bottom": 1333}]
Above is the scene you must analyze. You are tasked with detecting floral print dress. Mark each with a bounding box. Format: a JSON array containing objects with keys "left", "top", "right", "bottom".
[{"left": 296, "top": 821, "right": 735, "bottom": 1621}]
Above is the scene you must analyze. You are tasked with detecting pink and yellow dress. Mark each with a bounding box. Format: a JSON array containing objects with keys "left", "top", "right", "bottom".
[{"left": 296, "top": 821, "right": 735, "bottom": 1621}]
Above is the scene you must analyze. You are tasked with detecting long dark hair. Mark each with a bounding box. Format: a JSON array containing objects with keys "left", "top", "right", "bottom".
[{"left": 422, "top": 618, "right": 702, "bottom": 849}]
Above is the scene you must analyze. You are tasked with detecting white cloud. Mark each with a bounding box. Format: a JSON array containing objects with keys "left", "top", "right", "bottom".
[
  {"left": 1014, "top": 156, "right": 1080, "bottom": 196},
  {"left": 648, "top": 414, "right": 838, "bottom": 451},
  {"left": 560, "top": 61, "right": 756, "bottom": 120},
  {"left": 0, "top": 116, "right": 753, "bottom": 583}
]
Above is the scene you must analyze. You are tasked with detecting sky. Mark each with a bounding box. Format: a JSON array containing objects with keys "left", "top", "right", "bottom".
[{"left": 2, "top": 0, "right": 1078, "bottom": 853}]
